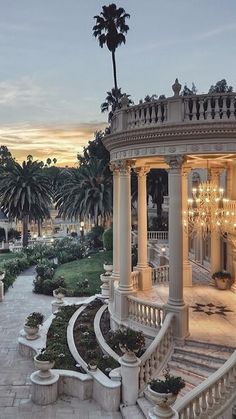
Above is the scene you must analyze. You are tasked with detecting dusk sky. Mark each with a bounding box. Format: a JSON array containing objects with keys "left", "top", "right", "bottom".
[{"left": 0, "top": 0, "right": 236, "bottom": 165}]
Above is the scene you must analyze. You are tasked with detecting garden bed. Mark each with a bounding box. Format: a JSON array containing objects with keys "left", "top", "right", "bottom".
[{"left": 73, "top": 298, "right": 119, "bottom": 375}]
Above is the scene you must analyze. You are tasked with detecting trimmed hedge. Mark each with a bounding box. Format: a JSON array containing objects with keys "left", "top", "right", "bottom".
[{"left": 102, "top": 228, "right": 113, "bottom": 251}]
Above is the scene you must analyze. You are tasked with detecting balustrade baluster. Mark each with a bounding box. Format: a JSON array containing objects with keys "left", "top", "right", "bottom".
[
  {"left": 221, "top": 96, "right": 228, "bottom": 119},
  {"left": 200, "top": 391, "right": 208, "bottom": 415},
  {"left": 189, "top": 402, "right": 195, "bottom": 419},
  {"left": 214, "top": 97, "right": 221, "bottom": 120},
  {"left": 214, "top": 382, "right": 221, "bottom": 407},
  {"left": 219, "top": 377, "right": 226, "bottom": 406},
  {"left": 199, "top": 98, "right": 204, "bottom": 120},
  {"left": 157, "top": 309, "right": 161, "bottom": 327},
  {"left": 229, "top": 96, "right": 235, "bottom": 119},
  {"left": 150, "top": 103, "right": 156, "bottom": 124},
  {"left": 139, "top": 365, "right": 145, "bottom": 390},
  {"left": 150, "top": 354, "right": 155, "bottom": 377},
  {"left": 224, "top": 372, "right": 231, "bottom": 400},
  {"left": 145, "top": 360, "right": 150, "bottom": 385},
  {"left": 152, "top": 307, "right": 157, "bottom": 328},
  {"left": 192, "top": 98, "right": 197, "bottom": 121},
  {"left": 147, "top": 306, "right": 152, "bottom": 327},
  {"left": 207, "top": 387, "right": 214, "bottom": 414},
  {"left": 140, "top": 106, "right": 145, "bottom": 125},
  {"left": 194, "top": 398, "right": 201, "bottom": 417},
  {"left": 204, "top": 97, "right": 211, "bottom": 120}
]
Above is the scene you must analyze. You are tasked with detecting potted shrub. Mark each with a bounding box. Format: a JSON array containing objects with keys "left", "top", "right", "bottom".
[
  {"left": 212, "top": 271, "right": 232, "bottom": 290},
  {"left": 87, "top": 358, "right": 98, "bottom": 371},
  {"left": 53, "top": 286, "right": 67, "bottom": 303},
  {"left": 24, "top": 312, "right": 44, "bottom": 340},
  {"left": 148, "top": 366, "right": 185, "bottom": 418},
  {"left": 34, "top": 347, "right": 56, "bottom": 379},
  {"left": 109, "top": 328, "right": 145, "bottom": 359}
]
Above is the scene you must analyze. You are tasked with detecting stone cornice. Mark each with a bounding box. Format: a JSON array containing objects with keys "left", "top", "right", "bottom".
[{"left": 103, "top": 122, "right": 236, "bottom": 152}]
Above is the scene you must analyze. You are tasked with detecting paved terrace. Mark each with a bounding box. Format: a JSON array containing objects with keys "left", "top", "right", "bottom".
[
  {"left": 0, "top": 268, "right": 122, "bottom": 419},
  {"left": 137, "top": 284, "right": 236, "bottom": 347}
]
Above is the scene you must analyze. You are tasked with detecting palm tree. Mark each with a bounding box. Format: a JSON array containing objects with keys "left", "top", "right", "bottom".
[
  {"left": 56, "top": 159, "right": 112, "bottom": 226},
  {"left": 101, "top": 87, "right": 133, "bottom": 121},
  {"left": 148, "top": 169, "right": 168, "bottom": 230},
  {"left": 93, "top": 3, "right": 130, "bottom": 99},
  {"left": 0, "top": 159, "right": 52, "bottom": 247}
]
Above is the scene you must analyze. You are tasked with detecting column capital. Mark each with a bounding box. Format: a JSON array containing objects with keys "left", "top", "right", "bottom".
[
  {"left": 165, "top": 155, "right": 186, "bottom": 170},
  {"left": 112, "top": 159, "right": 134, "bottom": 175},
  {"left": 134, "top": 166, "right": 150, "bottom": 177},
  {"left": 182, "top": 166, "right": 191, "bottom": 177}
]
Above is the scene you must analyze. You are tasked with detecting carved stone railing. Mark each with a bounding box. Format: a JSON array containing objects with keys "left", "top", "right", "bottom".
[
  {"left": 152, "top": 265, "right": 169, "bottom": 285},
  {"left": 147, "top": 231, "right": 169, "bottom": 241},
  {"left": 110, "top": 92, "right": 236, "bottom": 134},
  {"left": 128, "top": 296, "right": 164, "bottom": 329},
  {"left": 174, "top": 350, "right": 236, "bottom": 418},
  {"left": 139, "top": 312, "right": 175, "bottom": 391}
]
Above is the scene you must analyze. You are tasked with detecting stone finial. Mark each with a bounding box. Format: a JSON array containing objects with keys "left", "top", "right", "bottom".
[
  {"left": 172, "top": 78, "right": 182, "bottom": 97},
  {"left": 120, "top": 94, "right": 130, "bottom": 108}
]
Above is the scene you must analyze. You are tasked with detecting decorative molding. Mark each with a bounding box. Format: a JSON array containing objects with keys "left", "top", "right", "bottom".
[
  {"left": 165, "top": 155, "right": 186, "bottom": 170},
  {"left": 134, "top": 166, "right": 150, "bottom": 177}
]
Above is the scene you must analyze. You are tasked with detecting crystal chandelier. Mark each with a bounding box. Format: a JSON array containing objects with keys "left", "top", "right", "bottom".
[{"left": 184, "top": 180, "right": 236, "bottom": 238}]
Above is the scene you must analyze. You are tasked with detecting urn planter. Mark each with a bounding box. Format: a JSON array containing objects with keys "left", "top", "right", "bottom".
[
  {"left": 147, "top": 385, "right": 177, "bottom": 418},
  {"left": 34, "top": 355, "right": 55, "bottom": 379},
  {"left": 24, "top": 324, "right": 39, "bottom": 340}
]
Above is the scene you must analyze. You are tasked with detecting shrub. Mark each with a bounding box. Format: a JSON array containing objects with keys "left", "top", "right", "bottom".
[
  {"left": 41, "top": 276, "right": 66, "bottom": 295},
  {"left": 35, "top": 263, "right": 55, "bottom": 280},
  {"left": 108, "top": 328, "right": 145, "bottom": 354},
  {"left": 25, "top": 312, "right": 44, "bottom": 327},
  {"left": 150, "top": 366, "right": 185, "bottom": 395},
  {"left": 33, "top": 276, "right": 45, "bottom": 294},
  {"left": 102, "top": 228, "right": 113, "bottom": 251}
]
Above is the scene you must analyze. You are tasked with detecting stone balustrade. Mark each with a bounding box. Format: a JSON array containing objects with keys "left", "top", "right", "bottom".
[
  {"left": 152, "top": 265, "right": 169, "bottom": 285},
  {"left": 174, "top": 350, "right": 236, "bottom": 418},
  {"left": 128, "top": 295, "right": 164, "bottom": 329},
  {"left": 139, "top": 312, "right": 175, "bottom": 391},
  {"left": 110, "top": 92, "right": 236, "bottom": 134},
  {"left": 147, "top": 231, "right": 169, "bottom": 241}
]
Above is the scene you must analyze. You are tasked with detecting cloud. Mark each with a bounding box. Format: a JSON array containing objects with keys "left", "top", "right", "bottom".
[
  {"left": 0, "top": 77, "right": 48, "bottom": 106},
  {"left": 0, "top": 121, "right": 107, "bottom": 166}
]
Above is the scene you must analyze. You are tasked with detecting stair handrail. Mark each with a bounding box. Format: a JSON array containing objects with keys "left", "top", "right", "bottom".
[
  {"left": 139, "top": 312, "right": 175, "bottom": 391},
  {"left": 174, "top": 349, "right": 236, "bottom": 418}
]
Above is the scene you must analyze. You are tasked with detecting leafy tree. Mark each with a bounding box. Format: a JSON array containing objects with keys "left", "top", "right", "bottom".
[
  {"left": 0, "top": 146, "right": 14, "bottom": 167},
  {"left": 181, "top": 83, "right": 197, "bottom": 96},
  {"left": 93, "top": 3, "right": 130, "bottom": 100},
  {"left": 101, "top": 87, "right": 133, "bottom": 121},
  {"left": 56, "top": 159, "right": 112, "bottom": 226},
  {"left": 0, "top": 159, "right": 52, "bottom": 247},
  {"left": 208, "top": 79, "right": 233, "bottom": 94},
  {"left": 78, "top": 131, "right": 110, "bottom": 167}
]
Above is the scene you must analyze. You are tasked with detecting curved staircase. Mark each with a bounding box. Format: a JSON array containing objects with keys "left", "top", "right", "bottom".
[{"left": 120, "top": 339, "right": 235, "bottom": 418}]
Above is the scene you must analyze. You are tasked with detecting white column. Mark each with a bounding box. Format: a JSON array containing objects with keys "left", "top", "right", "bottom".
[
  {"left": 110, "top": 162, "right": 120, "bottom": 278},
  {"left": 118, "top": 161, "right": 132, "bottom": 292},
  {"left": 210, "top": 168, "right": 221, "bottom": 275},
  {"left": 164, "top": 156, "right": 189, "bottom": 339},
  {"left": 182, "top": 168, "right": 192, "bottom": 286},
  {"left": 135, "top": 166, "right": 152, "bottom": 290}
]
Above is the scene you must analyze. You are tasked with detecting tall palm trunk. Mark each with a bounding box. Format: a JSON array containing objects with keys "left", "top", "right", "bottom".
[
  {"left": 22, "top": 215, "right": 29, "bottom": 247},
  {"left": 111, "top": 50, "right": 118, "bottom": 101},
  {"left": 37, "top": 219, "right": 42, "bottom": 237}
]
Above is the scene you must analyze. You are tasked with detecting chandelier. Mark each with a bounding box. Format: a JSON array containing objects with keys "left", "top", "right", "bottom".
[{"left": 184, "top": 180, "right": 236, "bottom": 238}]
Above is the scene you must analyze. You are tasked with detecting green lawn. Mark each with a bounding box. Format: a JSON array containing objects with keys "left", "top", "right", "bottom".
[{"left": 53, "top": 250, "right": 113, "bottom": 295}]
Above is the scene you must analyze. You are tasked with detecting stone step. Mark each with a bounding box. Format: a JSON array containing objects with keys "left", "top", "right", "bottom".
[
  {"left": 184, "top": 339, "right": 235, "bottom": 353},
  {"left": 171, "top": 352, "right": 222, "bottom": 373},
  {"left": 174, "top": 345, "right": 231, "bottom": 364},
  {"left": 120, "top": 403, "right": 145, "bottom": 419},
  {"left": 168, "top": 360, "right": 211, "bottom": 379},
  {"left": 137, "top": 395, "right": 154, "bottom": 418},
  {"left": 166, "top": 364, "right": 206, "bottom": 387}
]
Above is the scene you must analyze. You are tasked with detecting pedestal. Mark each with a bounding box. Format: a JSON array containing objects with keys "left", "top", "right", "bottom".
[
  {"left": 51, "top": 300, "right": 67, "bottom": 313},
  {"left": 183, "top": 261, "right": 192, "bottom": 287},
  {"left": 164, "top": 303, "right": 189, "bottom": 340},
  {"left": 136, "top": 266, "right": 152, "bottom": 291},
  {"left": 30, "top": 371, "right": 59, "bottom": 405},
  {"left": 100, "top": 274, "right": 110, "bottom": 298},
  {"left": 119, "top": 353, "right": 141, "bottom": 406},
  {"left": 148, "top": 406, "right": 178, "bottom": 419}
]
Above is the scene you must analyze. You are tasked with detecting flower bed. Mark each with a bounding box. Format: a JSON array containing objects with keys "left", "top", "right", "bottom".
[
  {"left": 73, "top": 299, "right": 119, "bottom": 375},
  {"left": 46, "top": 305, "right": 85, "bottom": 372}
]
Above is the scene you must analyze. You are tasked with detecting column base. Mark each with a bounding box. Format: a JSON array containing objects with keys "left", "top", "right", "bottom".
[
  {"left": 164, "top": 303, "right": 189, "bottom": 340},
  {"left": 134, "top": 266, "right": 152, "bottom": 291},
  {"left": 183, "top": 261, "right": 192, "bottom": 287},
  {"left": 113, "top": 287, "right": 135, "bottom": 323}
]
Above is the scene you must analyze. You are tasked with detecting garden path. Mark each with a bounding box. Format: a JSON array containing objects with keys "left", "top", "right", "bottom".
[{"left": 0, "top": 267, "right": 122, "bottom": 419}]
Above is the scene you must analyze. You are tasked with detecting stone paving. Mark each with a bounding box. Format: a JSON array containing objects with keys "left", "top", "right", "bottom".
[
  {"left": 0, "top": 268, "right": 122, "bottom": 419},
  {"left": 138, "top": 284, "right": 236, "bottom": 347}
]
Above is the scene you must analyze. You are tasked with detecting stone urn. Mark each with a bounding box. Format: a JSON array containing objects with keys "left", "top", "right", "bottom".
[
  {"left": 147, "top": 385, "right": 178, "bottom": 418},
  {"left": 34, "top": 355, "right": 55, "bottom": 379},
  {"left": 100, "top": 273, "right": 110, "bottom": 298},
  {"left": 53, "top": 289, "right": 65, "bottom": 304},
  {"left": 24, "top": 324, "right": 39, "bottom": 340},
  {"left": 119, "top": 344, "right": 139, "bottom": 363},
  {"left": 215, "top": 277, "right": 231, "bottom": 290},
  {"left": 103, "top": 263, "right": 113, "bottom": 274}
]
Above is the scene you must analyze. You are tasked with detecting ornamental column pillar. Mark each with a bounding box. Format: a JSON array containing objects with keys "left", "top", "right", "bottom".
[
  {"left": 110, "top": 162, "right": 120, "bottom": 279},
  {"left": 164, "top": 156, "right": 189, "bottom": 339},
  {"left": 113, "top": 160, "right": 134, "bottom": 325},
  {"left": 210, "top": 168, "right": 221, "bottom": 275},
  {"left": 182, "top": 168, "right": 192, "bottom": 286},
  {"left": 135, "top": 166, "right": 152, "bottom": 291}
]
